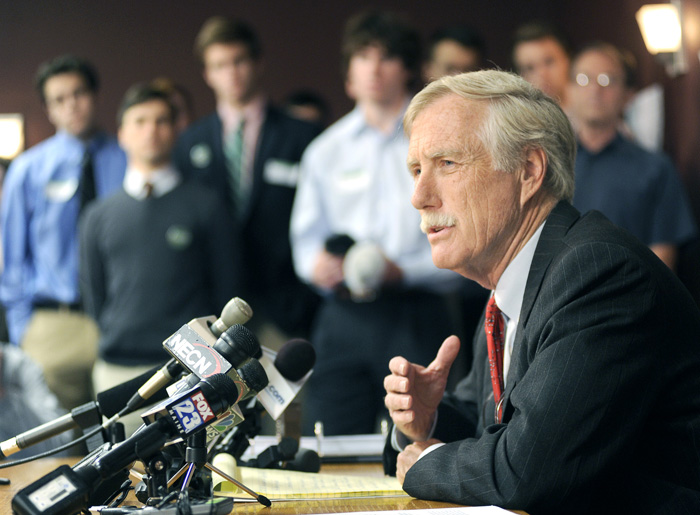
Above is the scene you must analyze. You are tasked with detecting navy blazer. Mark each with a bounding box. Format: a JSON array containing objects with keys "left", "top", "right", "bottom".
[
  {"left": 386, "top": 201, "right": 700, "bottom": 514},
  {"left": 173, "top": 106, "right": 322, "bottom": 335}
]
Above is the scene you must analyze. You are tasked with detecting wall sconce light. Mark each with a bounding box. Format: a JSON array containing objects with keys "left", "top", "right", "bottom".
[
  {"left": 636, "top": 1, "right": 688, "bottom": 77},
  {"left": 0, "top": 114, "right": 25, "bottom": 160}
]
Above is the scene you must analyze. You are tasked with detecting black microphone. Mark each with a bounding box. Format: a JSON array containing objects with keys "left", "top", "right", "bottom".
[
  {"left": 12, "top": 374, "right": 238, "bottom": 515},
  {"left": 256, "top": 339, "right": 315, "bottom": 420},
  {"left": 177, "top": 325, "right": 268, "bottom": 402},
  {"left": 212, "top": 324, "right": 262, "bottom": 367},
  {"left": 209, "top": 340, "right": 315, "bottom": 461},
  {"left": 236, "top": 358, "right": 270, "bottom": 400},
  {"left": 245, "top": 437, "right": 321, "bottom": 473},
  {"left": 140, "top": 374, "right": 239, "bottom": 436},
  {"left": 325, "top": 234, "right": 355, "bottom": 256},
  {"left": 275, "top": 338, "right": 316, "bottom": 381}
]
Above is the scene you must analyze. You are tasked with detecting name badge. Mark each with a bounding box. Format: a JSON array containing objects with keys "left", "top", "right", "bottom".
[
  {"left": 263, "top": 159, "right": 299, "bottom": 187},
  {"left": 45, "top": 179, "right": 78, "bottom": 202}
]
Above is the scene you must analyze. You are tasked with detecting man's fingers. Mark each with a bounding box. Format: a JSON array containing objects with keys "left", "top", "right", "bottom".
[
  {"left": 388, "top": 355, "right": 410, "bottom": 376},
  {"left": 383, "top": 372, "right": 410, "bottom": 393},
  {"left": 385, "top": 390, "right": 413, "bottom": 410},
  {"left": 428, "top": 335, "right": 461, "bottom": 374}
]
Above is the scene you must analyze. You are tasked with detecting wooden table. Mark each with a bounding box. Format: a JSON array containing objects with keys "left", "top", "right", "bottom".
[{"left": 0, "top": 458, "right": 525, "bottom": 514}]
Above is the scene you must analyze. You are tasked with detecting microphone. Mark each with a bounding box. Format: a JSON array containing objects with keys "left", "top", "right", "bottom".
[
  {"left": 325, "top": 234, "right": 355, "bottom": 256},
  {"left": 256, "top": 339, "right": 315, "bottom": 420},
  {"left": 212, "top": 324, "right": 263, "bottom": 367},
  {"left": 342, "top": 241, "right": 387, "bottom": 301},
  {"left": 275, "top": 338, "right": 316, "bottom": 381},
  {"left": 125, "top": 300, "right": 255, "bottom": 413},
  {"left": 324, "top": 235, "right": 386, "bottom": 300},
  {"left": 244, "top": 436, "right": 320, "bottom": 472},
  {"left": 208, "top": 340, "right": 315, "bottom": 463},
  {"left": 0, "top": 366, "right": 171, "bottom": 460},
  {"left": 12, "top": 374, "right": 239, "bottom": 515},
  {"left": 198, "top": 356, "right": 270, "bottom": 444},
  {"left": 209, "top": 297, "right": 253, "bottom": 337},
  {"left": 140, "top": 374, "right": 239, "bottom": 436}
]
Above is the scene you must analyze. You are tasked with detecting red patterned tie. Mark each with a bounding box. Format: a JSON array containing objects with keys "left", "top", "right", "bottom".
[{"left": 485, "top": 295, "right": 505, "bottom": 423}]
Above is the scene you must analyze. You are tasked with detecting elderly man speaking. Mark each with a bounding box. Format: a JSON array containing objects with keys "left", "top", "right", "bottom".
[{"left": 383, "top": 70, "right": 700, "bottom": 514}]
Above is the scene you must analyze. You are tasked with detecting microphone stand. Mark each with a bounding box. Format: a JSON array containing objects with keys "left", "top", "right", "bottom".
[{"left": 167, "top": 431, "right": 271, "bottom": 507}]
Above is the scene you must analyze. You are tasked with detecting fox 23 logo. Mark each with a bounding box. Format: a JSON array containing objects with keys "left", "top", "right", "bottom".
[{"left": 170, "top": 392, "right": 216, "bottom": 434}]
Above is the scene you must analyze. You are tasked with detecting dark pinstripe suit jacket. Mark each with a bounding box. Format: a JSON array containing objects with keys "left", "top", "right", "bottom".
[
  {"left": 173, "top": 106, "right": 322, "bottom": 335},
  {"left": 391, "top": 201, "right": 700, "bottom": 514}
]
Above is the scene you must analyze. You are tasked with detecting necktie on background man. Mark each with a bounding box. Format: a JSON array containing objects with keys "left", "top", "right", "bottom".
[
  {"left": 79, "top": 149, "right": 97, "bottom": 212},
  {"left": 143, "top": 182, "right": 154, "bottom": 199},
  {"left": 485, "top": 295, "right": 505, "bottom": 423},
  {"left": 224, "top": 119, "right": 246, "bottom": 214}
]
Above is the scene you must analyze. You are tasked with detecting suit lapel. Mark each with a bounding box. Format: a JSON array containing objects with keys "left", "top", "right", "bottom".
[
  {"left": 245, "top": 105, "right": 275, "bottom": 219},
  {"left": 501, "top": 201, "right": 581, "bottom": 420},
  {"left": 520, "top": 201, "right": 580, "bottom": 327}
]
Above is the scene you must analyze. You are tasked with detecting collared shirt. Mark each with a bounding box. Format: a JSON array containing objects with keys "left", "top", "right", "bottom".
[
  {"left": 0, "top": 130, "right": 126, "bottom": 345},
  {"left": 574, "top": 132, "right": 696, "bottom": 247},
  {"left": 493, "top": 222, "right": 545, "bottom": 383},
  {"left": 217, "top": 95, "right": 266, "bottom": 192},
  {"left": 123, "top": 164, "right": 181, "bottom": 200},
  {"left": 290, "top": 104, "right": 461, "bottom": 293}
]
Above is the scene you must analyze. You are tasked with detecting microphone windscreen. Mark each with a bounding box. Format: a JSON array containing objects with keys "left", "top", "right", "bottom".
[
  {"left": 237, "top": 359, "right": 269, "bottom": 392},
  {"left": 205, "top": 374, "right": 240, "bottom": 407},
  {"left": 274, "top": 339, "right": 316, "bottom": 382},
  {"left": 221, "top": 297, "right": 253, "bottom": 326},
  {"left": 96, "top": 365, "right": 169, "bottom": 417},
  {"left": 343, "top": 241, "right": 386, "bottom": 299},
  {"left": 215, "top": 324, "right": 262, "bottom": 367},
  {"left": 325, "top": 234, "right": 355, "bottom": 256},
  {"left": 284, "top": 448, "right": 321, "bottom": 473}
]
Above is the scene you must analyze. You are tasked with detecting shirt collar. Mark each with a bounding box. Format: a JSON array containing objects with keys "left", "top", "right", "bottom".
[
  {"left": 494, "top": 222, "right": 546, "bottom": 323},
  {"left": 346, "top": 97, "right": 410, "bottom": 138},
  {"left": 217, "top": 95, "right": 267, "bottom": 136},
  {"left": 123, "top": 164, "right": 181, "bottom": 200},
  {"left": 577, "top": 131, "right": 625, "bottom": 157},
  {"left": 55, "top": 129, "right": 106, "bottom": 152}
]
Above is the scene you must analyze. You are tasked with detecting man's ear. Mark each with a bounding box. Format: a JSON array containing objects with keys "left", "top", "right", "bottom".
[{"left": 520, "top": 146, "right": 547, "bottom": 206}]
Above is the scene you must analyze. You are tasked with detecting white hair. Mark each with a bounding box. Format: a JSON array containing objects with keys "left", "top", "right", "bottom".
[{"left": 405, "top": 70, "right": 576, "bottom": 202}]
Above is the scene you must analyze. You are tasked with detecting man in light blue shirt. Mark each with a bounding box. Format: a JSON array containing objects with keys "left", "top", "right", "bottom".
[
  {"left": 0, "top": 55, "right": 126, "bottom": 409},
  {"left": 290, "top": 11, "right": 463, "bottom": 435}
]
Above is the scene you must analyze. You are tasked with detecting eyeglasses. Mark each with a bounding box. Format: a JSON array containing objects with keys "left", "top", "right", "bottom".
[{"left": 575, "top": 73, "right": 622, "bottom": 88}]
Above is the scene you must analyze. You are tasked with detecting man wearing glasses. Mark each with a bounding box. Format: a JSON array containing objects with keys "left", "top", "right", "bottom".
[
  {"left": 0, "top": 55, "right": 126, "bottom": 410},
  {"left": 568, "top": 42, "right": 695, "bottom": 271}
]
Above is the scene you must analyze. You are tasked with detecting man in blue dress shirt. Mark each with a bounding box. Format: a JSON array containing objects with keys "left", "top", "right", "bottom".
[
  {"left": 568, "top": 42, "right": 696, "bottom": 271},
  {"left": 0, "top": 55, "right": 126, "bottom": 409}
]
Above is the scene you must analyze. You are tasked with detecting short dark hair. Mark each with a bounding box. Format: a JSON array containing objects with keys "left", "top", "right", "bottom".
[
  {"left": 117, "top": 83, "right": 177, "bottom": 126},
  {"left": 427, "top": 25, "right": 486, "bottom": 62},
  {"left": 511, "top": 21, "right": 572, "bottom": 69},
  {"left": 341, "top": 10, "right": 421, "bottom": 83},
  {"left": 194, "top": 16, "right": 262, "bottom": 63},
  {"left": 34, "top": 54, "right": 99, "bottom": 103},
  {"left": 572, "top": 41, "right": 638, "bottom": 89}
]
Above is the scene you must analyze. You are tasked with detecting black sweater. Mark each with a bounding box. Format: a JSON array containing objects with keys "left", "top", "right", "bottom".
[{"left": 79, "top": 181, "right": 241, "bottom": 366}]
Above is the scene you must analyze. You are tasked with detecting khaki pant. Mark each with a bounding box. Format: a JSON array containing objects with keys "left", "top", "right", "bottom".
[
  {"left": 92, "top": 359, "right": 158, "bottom": 437},
  {"left": 22, "top": 309, "right": 99, "bottom": 411}
]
